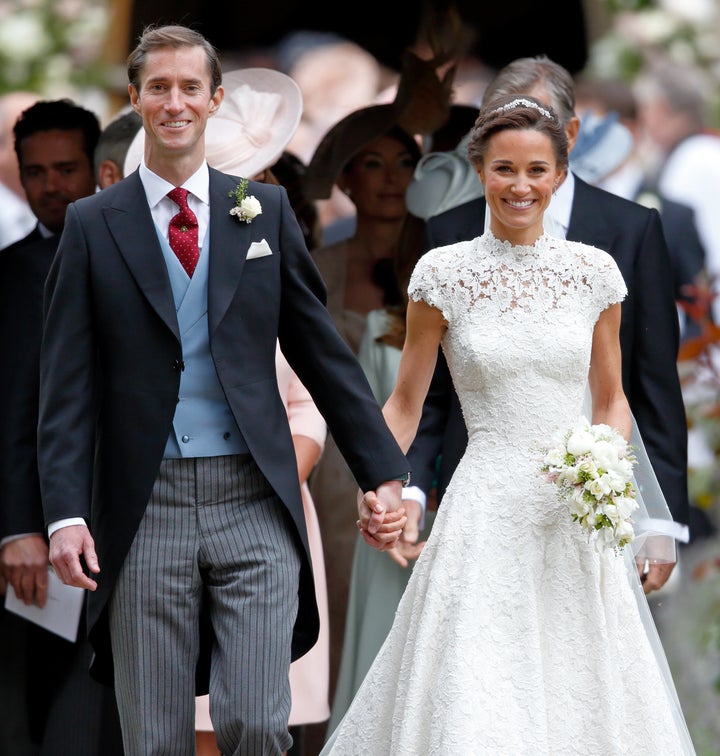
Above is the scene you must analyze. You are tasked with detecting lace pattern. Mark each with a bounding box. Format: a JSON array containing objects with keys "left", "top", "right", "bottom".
[
  {"left": 321, "top": 231, "right": 693, "bottom": 756},
  {"left": 409, "top": 231, "right": 626, "bottom": 323}
]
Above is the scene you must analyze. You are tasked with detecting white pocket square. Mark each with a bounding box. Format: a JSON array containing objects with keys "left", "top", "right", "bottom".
[{"left": 246, "top": 239, "right": 273, "bottom": 260}]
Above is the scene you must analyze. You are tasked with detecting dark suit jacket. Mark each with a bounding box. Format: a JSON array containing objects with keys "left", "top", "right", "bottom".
[
  {"left": 0, "top": 231, "right": 124, "bottom": 752},
  {"left": 37, "top": 167, "right": 408, "bottom": 689},
  {"left": 0, "top": 233, "right": 58, "bottom": 540},
  {"left": 408, "top": 174, "right": 689, "bottom": 526},
  {"left": 637, "top": 192, "right": 707, "bottom": 341},
  {"left": 657, "top": 195, "right": 705, "bottom": 303},
  {"left": 0, "top": 225, "right": 43, "bottom": 256}
]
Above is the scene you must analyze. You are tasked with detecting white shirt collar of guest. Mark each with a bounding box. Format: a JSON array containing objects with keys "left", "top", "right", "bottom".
[
  {"left": 482, "top": 169, "right": 574, "bottom": 240},
  {"left": 544, "top": 170, "right": 574, "bottom": 240},
  {"left": 138, "top": 160, "right": 211, "bottom": 209}
]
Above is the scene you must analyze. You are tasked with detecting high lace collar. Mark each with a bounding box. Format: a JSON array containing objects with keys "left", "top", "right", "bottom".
[{"left": 480, "top": 230, "right": 554, "bottom": 258}]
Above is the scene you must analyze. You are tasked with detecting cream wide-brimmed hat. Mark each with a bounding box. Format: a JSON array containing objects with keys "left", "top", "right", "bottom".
[{"left": 123, "top": 68, "right": 303, "bottom": 178}]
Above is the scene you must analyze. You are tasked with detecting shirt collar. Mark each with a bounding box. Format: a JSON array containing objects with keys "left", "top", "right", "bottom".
[
  {"left": 138, "top": 160, "right": 210, "bottom": 209},
  {"left": 545, "top": 170, "right": 574, "bottom": 235}
]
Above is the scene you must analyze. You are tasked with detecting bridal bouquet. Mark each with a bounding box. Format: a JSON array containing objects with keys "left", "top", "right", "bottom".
[{"left": 540, "top": 417, "right": 639, "bottom": 553}]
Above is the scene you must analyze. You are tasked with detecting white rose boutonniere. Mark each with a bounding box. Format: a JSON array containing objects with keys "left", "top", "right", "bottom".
[
  {"left": 228, "top": 178, "right": 262, "bottom": 223},
  {"left": 540, "top": 416, "right": 639, "bottom": 553}
]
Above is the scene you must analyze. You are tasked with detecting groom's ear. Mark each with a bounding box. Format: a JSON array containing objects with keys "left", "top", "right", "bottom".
[{"left": 208, "top": 85, "right": 224, "bottom": 115}]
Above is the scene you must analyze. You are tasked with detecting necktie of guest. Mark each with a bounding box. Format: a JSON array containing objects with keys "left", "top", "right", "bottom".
[{"left": 167, "top": 187, "right": 199, "bottom": 276}]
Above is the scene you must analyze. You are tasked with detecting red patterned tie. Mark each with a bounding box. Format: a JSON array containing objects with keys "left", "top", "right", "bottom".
[{"left": 167, "top": 187, "right": 199, "bottom": 277}]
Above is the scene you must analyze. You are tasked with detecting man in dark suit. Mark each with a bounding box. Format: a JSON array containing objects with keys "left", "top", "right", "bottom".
[
  {"left": 37, "top": 24, "right": 408, "bottom": 756},
  {"left": 403, "top": 55, "right": 689, "bottom": 595},
  {"left": 0, "top": 99, "right": 124, "bottom": 754}
]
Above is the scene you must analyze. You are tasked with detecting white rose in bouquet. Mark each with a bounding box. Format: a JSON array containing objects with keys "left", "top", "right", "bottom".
[{"left": 540, "top": 416, "right": 639, "bottom": 553}]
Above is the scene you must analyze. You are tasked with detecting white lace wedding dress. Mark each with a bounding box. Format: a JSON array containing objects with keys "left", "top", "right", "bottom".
[{"left": 321, "top": 231, "right": 695, "bottom": 755}]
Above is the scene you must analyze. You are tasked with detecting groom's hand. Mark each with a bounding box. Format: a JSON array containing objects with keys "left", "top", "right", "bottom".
[{"left": 49, "top": 524, "right": 99, "bottom": 591}]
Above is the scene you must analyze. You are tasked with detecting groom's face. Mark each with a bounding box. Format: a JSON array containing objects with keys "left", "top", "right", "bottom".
[{"left": 129, "top": 44, "right": 223, "bottom": 170}]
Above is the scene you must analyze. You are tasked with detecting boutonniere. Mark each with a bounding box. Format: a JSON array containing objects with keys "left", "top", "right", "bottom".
[{"left": 228, "top": 178, "right": 262, "bottom": 223}]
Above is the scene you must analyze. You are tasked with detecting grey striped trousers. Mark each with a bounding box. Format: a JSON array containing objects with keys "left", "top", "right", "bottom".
[{"left": 109, "top": 454, "right": 301, "bottom": 755}]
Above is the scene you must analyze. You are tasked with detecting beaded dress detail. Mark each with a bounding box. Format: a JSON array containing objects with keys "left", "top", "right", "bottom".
[{"left": 321, "top": 231, "right": 693, "bottom": 755}]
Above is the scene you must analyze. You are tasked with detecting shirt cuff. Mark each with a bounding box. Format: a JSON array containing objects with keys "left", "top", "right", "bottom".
[
  {"left": 401, "top": 485, "right": 427, "bottom": 531},
  {"left": 48, "top": 517, "right": 87, "bottom": 538}
]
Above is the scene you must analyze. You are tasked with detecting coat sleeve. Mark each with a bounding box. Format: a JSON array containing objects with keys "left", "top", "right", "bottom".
[
  {"left": 273, "top": 186, "right": 409, "bottom": 492},
  {"left": 37, "top": 204, "right": 97, "bottom": 527}
]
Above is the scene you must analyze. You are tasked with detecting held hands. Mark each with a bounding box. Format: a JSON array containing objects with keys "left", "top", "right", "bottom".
[
  {"left": 49, "top": 524, "right": 100, "bottom": 591},
  {"left": 357, "top": 480, "right": 406, "bottom": 551},
  {"left": 0, "top": 535, "right": 49, "bottom": 606}
]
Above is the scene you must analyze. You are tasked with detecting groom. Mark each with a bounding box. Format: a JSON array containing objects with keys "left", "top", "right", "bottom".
[{"left": 37, "top": 23, "right": 409, "bottom": 756}]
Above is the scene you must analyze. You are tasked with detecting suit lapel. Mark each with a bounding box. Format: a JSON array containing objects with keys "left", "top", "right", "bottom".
[
  {"left": 104, "top": 172, "right": 179, "bottom": 339},
  {"left": 103, "top": 169, "right": 252, "bottom": 340},
  {"left": 207, "top": 168, "right": 250, "bottom": 336}
]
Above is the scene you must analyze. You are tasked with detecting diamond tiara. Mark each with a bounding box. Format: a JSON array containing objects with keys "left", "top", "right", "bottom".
[{"left": 490, "top": 97, "right": 554, "bottom": 120}]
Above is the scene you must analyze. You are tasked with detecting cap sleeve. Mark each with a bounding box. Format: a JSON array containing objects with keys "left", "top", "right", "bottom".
[
  {"left": 576, "top": 245, "right": 627, "bottom": 321},
  {"left": 408, "top": 252, "right": 445, "bottom": 313},
  {"left": 593, "top": 252, "right": 627, "bottom": 312}
]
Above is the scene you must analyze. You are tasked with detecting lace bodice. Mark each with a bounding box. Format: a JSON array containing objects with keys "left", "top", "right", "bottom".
[{"left": 408, "top": 231, "right": 627, "bottom": 449}]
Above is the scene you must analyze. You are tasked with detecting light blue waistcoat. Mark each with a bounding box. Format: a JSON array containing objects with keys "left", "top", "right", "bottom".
[{"left": 157, "top": 228, "right": 249, "bottom": 458}]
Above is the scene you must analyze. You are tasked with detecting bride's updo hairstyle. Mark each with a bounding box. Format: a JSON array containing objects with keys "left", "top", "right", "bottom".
[{"left": 466, "top": 94, "right": 569, "bottom": 172}]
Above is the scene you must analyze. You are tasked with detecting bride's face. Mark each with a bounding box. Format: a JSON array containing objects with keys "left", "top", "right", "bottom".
[{"left": 476, "top": 128, "right": 561, "bottom": 243}]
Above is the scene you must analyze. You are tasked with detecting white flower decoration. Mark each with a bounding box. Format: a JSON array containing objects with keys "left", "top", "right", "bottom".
[
  {"left": 540, "top": 416, "right": 639, "bottom": 553},
  {"left": 228, "top": 179, "right": 262, "bottom": 223}
]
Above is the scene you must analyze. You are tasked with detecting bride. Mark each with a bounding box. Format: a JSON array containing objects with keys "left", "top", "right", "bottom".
[{"left": 323, "top": 94, "right": 695, "bottom": 754}]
